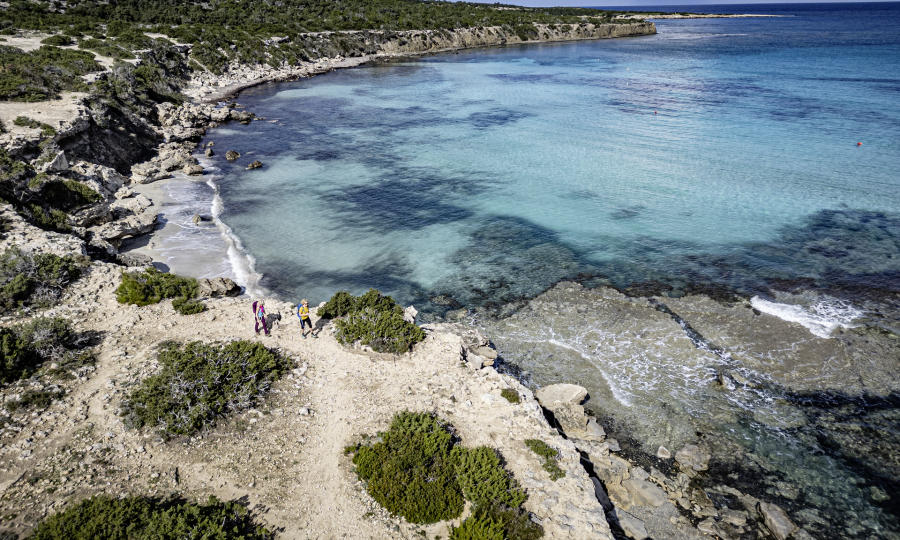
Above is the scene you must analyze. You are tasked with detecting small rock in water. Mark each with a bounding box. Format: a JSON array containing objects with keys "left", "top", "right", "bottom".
[
  {"left": 225, "top": 150, "right": 241, "bottom": 161},
  {"left": 207, "top": 141, "right": 215, "bottom": 147},
  {"left": 657, "top": 445, "right": 671, "bottom": 459},
  {"left": 184, "top": 164, "right": 204, "bottom": 175},
  {"left": 246, "top": 160, "right": 263, "bottom": 170},
  {"left": 870, "top": 485, "right": 891, "bottom": 502},
  {"left": 758, "top": 501, "right": 799, "bottom": 540},
  {"left": 205, "top": 147, "right": 214, "bottom": 157},
  {"left": 192, "top": 214, "right": 202, "bottom": 225}
]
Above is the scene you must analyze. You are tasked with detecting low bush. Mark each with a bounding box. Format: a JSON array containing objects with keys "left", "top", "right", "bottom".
[
  {"left": 171, "top": 296, "right": 205, "bottom": 315},
  {"left": 122, "top": 340, "right": 290, "bottom": 436},
  {"left": 29, "top": 495, "right": 273, "bottom": 540},
  {"left": 0, "top": 247, "right": 86, "bottom": 311},
  {"left": 116, "top": 267, "right": 201, "bottom": 314},
  {"left": 0, "top": 317, "right": 85, "bottom": 384},
  {"left": 13, "top": 115, "right": 39, "bottom": 128},
  {"left": 7, "top": 388, "right": 64, "bottom": 412},
  {"left": 450, "top": 514, "right": 505, "bottom": 540},
  {"left": 40, "top": 35, "right": 74, "bottom": 47},
  {"left": 472, "top": 501, "right": 544, "bottom": 540},
  {"left": 0, "top": 45, "right": 100, "bottom": 101},
  {"left": 524, "top": 439, "right": 565, "bottom": 481},
  {"left": 348, "top": 412, "right": 532, "bottom": 531},
  {"left": 320, "top": 289, "right": 425, "bottom": 354},
  {"left": 454, "top": 446, "right": 527, "bottom": 508},
  {"left": 38, "top": 179, "right": 102, "bottom": 211},
  {"left": 501, "top": 388, "right": 520, "bottom": 403},
  {"left": 351, "top": 411, "right": 464, "bottom": 524}
]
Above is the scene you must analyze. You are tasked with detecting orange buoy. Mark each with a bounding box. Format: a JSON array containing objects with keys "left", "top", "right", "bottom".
[{"left": 857, "top": 142, "right": 862, "bottom": 146}]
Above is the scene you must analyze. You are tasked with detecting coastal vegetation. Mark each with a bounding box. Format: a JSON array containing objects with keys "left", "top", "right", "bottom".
[
  {"left": 320, "top": 288, "right": 425, "bottom": 354},
  {"left": 0, "top": 316, "right": 87, "bottom": 384},
  {"left": 0, "top": 247, "right": 87, "bottom": 312},
  {"left": 121, "top": 340, "right": 291, "bottom": 436},
  {"left": 524, "top": 439, "right": 565, "bottom": 481},
  {"left": 0, "top": 44, "right": 100, "bottom": 101},
  {"left": 347, "top": 411, "right": 541, "bottom": 538},
  {"left": 116, "top": 267, "right": 205, "bottom": 315},
  {"left": 28, "top": 495, "right": 274, "bottom": 540}
]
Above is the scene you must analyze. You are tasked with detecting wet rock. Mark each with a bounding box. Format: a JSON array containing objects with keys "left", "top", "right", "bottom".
[
  {"left": 116, "top": 253, "right": 152, "bottom": 267},
  {"left": 184, "top": 164, "right": 204, "bottom": 175},
  {"left": 207, "top": 141, "right": 215, "bottom": 147},
  {"left": 720, "top": 509, "right": 748, "bottom": 527},
  {"left": 205, "top": 147, "right": 215, "bottom": 157},
  {"left": 691, "top": 486, "right": 715, "bottom": 508},
  {"left": 608, "top": 508, "right": 648, "bottom": 540},
  {"left": 225, "top": 150, "right": 241, "bottom": 161},
  {"left": 623, "top": 478, "right": 668, "bottom": 507},
  {"left": 657, "top": 446, "right": 671, "bottom": 459},
  {"left": 675, "top": 444, "right": 711, "bottom": 472},
  {"left": 697, "top": 518, "right": 721, "bottom": 537},
  {"left": 758, "top": 502, "right": 799, "bottom": 540},
  {"left": 192, "top": 214, "right": 202, "bottom": 225},
  {"left": 198, "top": 277, "right": 241, "bottom": 297},
  {"left": 246, "top": 160, "right": 263, "bottom": 170},
  {"left": 870, "top": 485, "right": 890, "bottom": 502}
]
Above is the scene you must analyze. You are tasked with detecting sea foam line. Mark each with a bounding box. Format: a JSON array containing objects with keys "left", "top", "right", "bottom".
[
  {"left": 750, "top": 296, "right": 863, "bottom": 339},
  {"left": 199, "top": 158, "right": 267, "bottom": 298}
]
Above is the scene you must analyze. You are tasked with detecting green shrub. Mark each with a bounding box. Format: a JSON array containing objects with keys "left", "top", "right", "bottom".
[
  {"left": 472, "top": 501, "right": 544, "bottom": 540},
  {"left": 321, "top": 289, "right": 425, "bottom": 354},
  {"left": 453, "top": 446, "right": 527, "bottom": 508},
  {"left": 22, "top": 203, "right": 70, "bottom": 232},
  {"left": 116, "top": 268, "right": 199, "bottom": 314},
  {"left": 29, "top": 495, "right": 273, "bottom": 540},
  {"left": 41, "top": 35, "right": 73, "bottom": 47},
  {"left": 0, "top": 45, "right": 100, "bottom": 101},
  {"left": 0, "top": 247, "right": 85, "bottom": 311},
  {"left": 450, "top": 515, "right": 505, "bottom": 540},
  {"left": 349, "top": 412, "right": 531, "bottom": 528},
  {"left": 352, "top": 411, "right": 464, "bottom": 524},
  {"left": 501, "top": 388, "right": 520, "bottom": 404},
  {"left": 7, "top": 388, "right": 64, "bottom": 411},
  {"left": 38, "top": 180, "right": 101, "bottom": 211},
  {"left": 171, "top": 296, "right": 205, "bottom": 315},
  {"left": 525, "top": 439, "right": 565, "bottom": 481},
  {"left": 122, "top": 340, "right": 290, "bottom": 436},
  {"left": 13, "top": 115, "right": 39, "bottom": 128},
  {"left": 0, "top": 317, "right": 83, "bottom": 384}
]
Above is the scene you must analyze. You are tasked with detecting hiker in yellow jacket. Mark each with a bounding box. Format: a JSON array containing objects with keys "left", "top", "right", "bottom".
[{"left": 297, "top": 299, "right": 317, "bottom": 339}]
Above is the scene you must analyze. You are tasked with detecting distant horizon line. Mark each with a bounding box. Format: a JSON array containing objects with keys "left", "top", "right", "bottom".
[{"left": 475, "top": 0, "right": 900, "bottom": 7}]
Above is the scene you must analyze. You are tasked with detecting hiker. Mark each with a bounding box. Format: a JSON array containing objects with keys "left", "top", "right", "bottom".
[
  {"left": 253, "top": 300, "right": 269, "bottom": 336},
  {"left": 297, "top": 299, "right": 317, "bottom": 339}
]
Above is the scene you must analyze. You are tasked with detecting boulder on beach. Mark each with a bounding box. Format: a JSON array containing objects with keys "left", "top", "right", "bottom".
[
  {"left": 246, "top": 160, "right": 263, "bottom": 170},
  {"left": 225, "top": 150, "right": 241, "bottom": 161},
  {"left": 184, "top": 164, "right": 204, "bottom": 175},
  {"left": 198, "top": 277, "right": 241, "bottom": 297}
]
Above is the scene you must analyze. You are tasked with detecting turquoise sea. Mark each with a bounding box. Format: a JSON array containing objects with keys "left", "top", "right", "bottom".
[
  {"left": 197, "top": 2, "right": 900, "bottom": 316},
  {"left": 155, "top": 3, "right": 900, "bottom": 538}
]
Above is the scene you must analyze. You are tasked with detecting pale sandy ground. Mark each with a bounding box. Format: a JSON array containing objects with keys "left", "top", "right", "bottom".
[
  {"left": 0, "top": 92, "right": 89, "bottom": 137},
  {"left": 0, "top": 256, "right": 613, "bottom": 540}
]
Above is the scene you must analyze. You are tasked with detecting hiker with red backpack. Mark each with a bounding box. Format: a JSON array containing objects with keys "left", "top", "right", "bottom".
[{"left": 253, "top": 300, "right": 269, "bottom": 336}]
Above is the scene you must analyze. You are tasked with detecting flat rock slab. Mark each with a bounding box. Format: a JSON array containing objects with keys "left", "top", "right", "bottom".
[
  {"left": 623, "top": 478, "right": 668, "bottom": 507},
  {"left": 759, "top": 502, "right": 799, "bottom": 540},
  {"left": 536, "top": 383, "right": 588, "bottom": 406},
  {"left": 610, "top": 508, "right": 649, "bottom": 540}
]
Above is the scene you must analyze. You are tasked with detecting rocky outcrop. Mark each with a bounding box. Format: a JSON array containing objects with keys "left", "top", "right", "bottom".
[
  {"left": 759, "top": 502, "right": 799, "bottom": 540},
  {"left": 246, "top": 160, "right": 262, "bottom": 170},
  {"left": 197, "top": 277, "right": 242, "bottom": 297}
]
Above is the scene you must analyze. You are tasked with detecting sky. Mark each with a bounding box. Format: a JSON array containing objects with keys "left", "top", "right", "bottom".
[{"left": 485, "top": 0, "right": 895, "bottom": 5}]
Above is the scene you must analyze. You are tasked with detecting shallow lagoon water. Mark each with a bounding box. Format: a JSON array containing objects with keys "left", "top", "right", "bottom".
[
  {"left": 176, "top": 3, "right": 900, "bottom": 538},
  {"left": 204, "top": 3, "right": 900, "bottom": 314}
]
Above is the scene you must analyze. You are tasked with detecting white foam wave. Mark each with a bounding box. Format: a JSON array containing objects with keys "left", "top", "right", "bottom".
[
  {"left": 750, "top": 296, "right": 863, "bottom": 339},
  {"left": 203, "top": 171, "right": 266, "bottom": 298}
]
